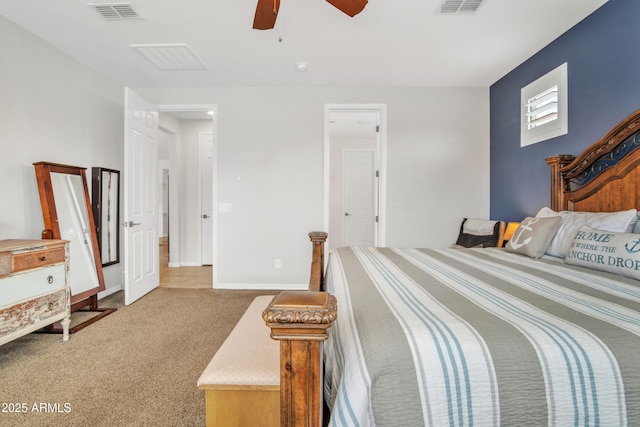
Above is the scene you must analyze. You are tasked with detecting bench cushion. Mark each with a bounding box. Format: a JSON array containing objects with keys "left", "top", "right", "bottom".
[{"left": 198, "top": 295, "right": 279, "bottom": 388}]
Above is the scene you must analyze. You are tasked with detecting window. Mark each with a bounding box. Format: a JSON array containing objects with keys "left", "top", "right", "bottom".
[{"left": 521, "top": 63, "right": 568, "bottom": 147}]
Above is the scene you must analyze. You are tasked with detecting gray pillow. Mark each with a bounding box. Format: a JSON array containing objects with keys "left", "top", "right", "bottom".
[
  {"left": 566, "top": 225, "right": 640, "bottom": 280},
  {"left": 505, "top": 216, "right": 562, "bottom": 258}
]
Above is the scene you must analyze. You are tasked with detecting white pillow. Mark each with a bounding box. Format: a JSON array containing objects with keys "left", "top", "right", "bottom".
[
  {"left": 463, "top": 219, "right": 497, "bottom": 236},
  {"left": 634, "top": 213, "right": 640, "bottom": 234},
  {"left": 566, "top": 225, "right": 640, "bottom": 280},
  {"left": 536, "top": 207, "right": 638, "bottom": 258}
]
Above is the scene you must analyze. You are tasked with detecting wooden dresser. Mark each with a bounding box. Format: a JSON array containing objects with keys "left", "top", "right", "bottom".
[{"left": 0, "top": 239, "right": 70, "bottom": 345}]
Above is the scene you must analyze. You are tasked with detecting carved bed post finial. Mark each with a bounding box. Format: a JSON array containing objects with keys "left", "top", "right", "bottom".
[
  {"left": 308, "top": 232, "right": 328, "bottom": 291},
  {"left": 546, "top": 154, "right": 574, "bottom": 211},
  {"left": 263, "top": 291, "right": 337, "bottom": 427}
]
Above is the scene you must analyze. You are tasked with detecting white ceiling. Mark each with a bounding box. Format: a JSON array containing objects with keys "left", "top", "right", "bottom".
[{"left": 0, "top": 0, "right": 608, "bottom": 89}]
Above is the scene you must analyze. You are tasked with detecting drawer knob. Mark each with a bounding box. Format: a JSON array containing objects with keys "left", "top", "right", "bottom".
[
  {"left": 47, "top": 275, "right": 54, "bottom": 284},
  {"left": 47, "top": 302, "right": 54, "bottom": 310},
  {"left": 40, "top": 256, "right": 46, "bottom": 261}
]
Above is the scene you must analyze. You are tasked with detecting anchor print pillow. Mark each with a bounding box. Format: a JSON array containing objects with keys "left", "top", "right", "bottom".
[
  {"left": 566, "top": 225, "right": 640, "bottom": 280},
  {"left": 505, "top": 216, "right": 562, "bottom": 259}
]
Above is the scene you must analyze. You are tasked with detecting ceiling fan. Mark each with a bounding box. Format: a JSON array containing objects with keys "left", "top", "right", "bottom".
[{"left": 253, "top": 0, "right": 368, "bottom": 30}]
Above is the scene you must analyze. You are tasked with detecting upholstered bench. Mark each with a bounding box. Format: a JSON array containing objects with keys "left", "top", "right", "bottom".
[{"left": 197, "top": 295, "right": 279, "bottom": 427}]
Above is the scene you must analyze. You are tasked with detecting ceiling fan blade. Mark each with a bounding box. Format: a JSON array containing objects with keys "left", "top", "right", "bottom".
[
  {"left": 326, "top": 0, "right": 368, "bottom": 17},
  {"left": 253, "top": 0, "right": 281, "bottom": 30}
]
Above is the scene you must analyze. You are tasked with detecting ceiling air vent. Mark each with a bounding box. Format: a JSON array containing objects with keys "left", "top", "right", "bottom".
[
  {"left": 130, "top": 44, "right": 207, "bottom": 71},
  {"left": 88, "top": 3, "right": 142, "bottom": 20},
  {"left": 437, "top": 0, "right": 485, "bottom": 14}
]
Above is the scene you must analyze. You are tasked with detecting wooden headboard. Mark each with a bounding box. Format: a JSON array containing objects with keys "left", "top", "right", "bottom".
[{"left": 547, "top": 108, "right": 640, "bottom": 212}]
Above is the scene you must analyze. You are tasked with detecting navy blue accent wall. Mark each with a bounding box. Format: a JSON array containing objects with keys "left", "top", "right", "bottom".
[{"left": 490, "top": 0, "right": 640, "bottom": 222}]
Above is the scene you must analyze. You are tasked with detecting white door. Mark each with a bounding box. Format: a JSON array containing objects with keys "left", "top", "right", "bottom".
[
  {"left": 199, "top": 132, "right": 213, "bottom": 265},
  {"left": 124, "top": 88, "right": 159, "bottom": 305},
  {"left": 342, "top": 149, "right": 376, "bottom": 247},
  {"left": 325, "top": 104, "right": 387, "bottom": 250}
]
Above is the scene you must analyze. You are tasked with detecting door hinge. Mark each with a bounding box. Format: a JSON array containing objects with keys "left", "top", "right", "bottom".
[
  {"left": 376, "top": 125, "right": 380, "bottom": 133},
  {"left": 375, "top": 170, "right": 379, "bottom": 178},
  {"left": 375, "top": 215, "right": 379, "bottom": 223}
]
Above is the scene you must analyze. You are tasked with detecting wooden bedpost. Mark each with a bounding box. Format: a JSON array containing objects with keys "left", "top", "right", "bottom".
[
  {"left": 546, "top": 154, "right": 574, "bottom": 211},
  {"left": 263, "top": 291, "right": 337, "bottom": 427},
  {"left": 308, "top": 232, "right": 328, "bottom": 292}
]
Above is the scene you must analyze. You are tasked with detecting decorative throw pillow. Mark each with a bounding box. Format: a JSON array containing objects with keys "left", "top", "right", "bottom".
[
  {"left": 505, "top": 216, "right": 562, "bottom": 258},
  {"left": 535, "top": 207, "right": 638, "bottom": 258},
  {"left": 565, "top": 226, "right": 640, "bottom": 280},
  {"left": 455, "top": 218, "right": 501, "bottom": 248}
]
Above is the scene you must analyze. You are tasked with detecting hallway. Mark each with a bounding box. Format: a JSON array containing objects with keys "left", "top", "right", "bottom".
[{"left": 159, "top": 238, "right": 212, "bottom": 289}]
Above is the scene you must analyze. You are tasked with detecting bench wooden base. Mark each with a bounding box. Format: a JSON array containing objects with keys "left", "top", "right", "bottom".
[{"left": 202, "top": 385, "right": 279, "bottom": 427}]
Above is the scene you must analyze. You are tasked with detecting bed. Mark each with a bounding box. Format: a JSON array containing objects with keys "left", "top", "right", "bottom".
[{"left": 263, "top": 108, "right": 640, "bottom": 427}]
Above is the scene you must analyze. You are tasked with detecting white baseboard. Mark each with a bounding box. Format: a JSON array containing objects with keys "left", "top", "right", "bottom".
[
  {"left": 166, "top": 261, "right": 202, "bottom": 267},
  {"left": 214, "top": 283, "right": 307, "bottom": 291},
  {"left": 98, "top": 284, "right": 122, "bottom": 300},
  {"left": 181, "top": 262, "right": 203, "bottom": 267}
]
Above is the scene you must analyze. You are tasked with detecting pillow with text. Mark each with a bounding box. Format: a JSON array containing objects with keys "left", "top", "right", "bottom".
[{"left": 566, "top": 225, "right": 640, "bottom": 280}]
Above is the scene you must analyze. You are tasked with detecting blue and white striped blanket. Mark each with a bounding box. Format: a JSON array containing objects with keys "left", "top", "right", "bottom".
[{"left": 323, "top": 246, "right": 640, "bottom": 426}]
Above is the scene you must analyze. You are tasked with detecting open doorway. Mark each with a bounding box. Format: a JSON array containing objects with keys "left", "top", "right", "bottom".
[
  {"left": 325, "top": 104, "right": 387, "bottom": 250},
  {"left": 156, "top": 105, "right": 216, "bottom": 288}
]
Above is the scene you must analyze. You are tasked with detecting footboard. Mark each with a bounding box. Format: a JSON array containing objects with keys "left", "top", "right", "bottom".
[
  {"left": 308, "top": 231, "right": 328, "bottom": 291},
  {"left": 263, "top": 232, "right": 336, "bottom": 427}
]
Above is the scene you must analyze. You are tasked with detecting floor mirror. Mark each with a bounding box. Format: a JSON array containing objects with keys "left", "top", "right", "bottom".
[{"left": 33, "top": 161, "right": 116, "bottom": 333}]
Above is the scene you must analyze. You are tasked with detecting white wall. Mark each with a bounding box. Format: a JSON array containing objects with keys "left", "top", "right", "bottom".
[
  {"left": 0, "top": 16, "right": 124, "bottom": 294},
  {"left": 385, "top": 88, "right": 491, "bottom": 247},
  {"left": 158, "top": 113, "right": 181, "bottom": 266},
  {"left": 137, "top": 86, "right": 490, "bottom": 289}
]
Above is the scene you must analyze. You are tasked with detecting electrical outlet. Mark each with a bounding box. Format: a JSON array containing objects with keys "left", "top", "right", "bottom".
[{"left": 275, "top": 259, "right": 282, "bottom": 269}]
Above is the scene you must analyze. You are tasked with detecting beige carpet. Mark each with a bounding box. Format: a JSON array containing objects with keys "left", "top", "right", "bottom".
[{"left": 0, "top": 288, "right": 278, "bottom": 427}]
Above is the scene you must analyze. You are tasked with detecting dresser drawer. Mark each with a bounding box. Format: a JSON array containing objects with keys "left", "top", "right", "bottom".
[
  {"left": 12, "top": 247, "right": 66, "bottom": 273},
  {"left": 0, "top": 264, "right": 66, "bottom": 307},
  {"left": 0, "top": 289, "right": 68, "bottom": 339}
]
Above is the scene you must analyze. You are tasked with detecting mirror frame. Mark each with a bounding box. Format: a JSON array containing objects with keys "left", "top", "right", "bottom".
[
  {"left": 91, "top": 167, "right": 120, "bottom": 267},
  {"left": 33, "top": 161, "right": 106, "bottom": 307}
]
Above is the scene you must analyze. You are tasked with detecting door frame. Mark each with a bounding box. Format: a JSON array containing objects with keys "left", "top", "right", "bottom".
[
  {"left": 198, "top": 130, "right": 214, "bottom": 265},
  {"left": 324, "top": 104, "right": 387, "bottom": 250}
]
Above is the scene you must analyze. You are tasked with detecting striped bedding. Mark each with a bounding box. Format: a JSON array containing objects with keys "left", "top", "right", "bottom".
[{"left": 323, "top": 246, "right": 640, "bottom": 427}]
